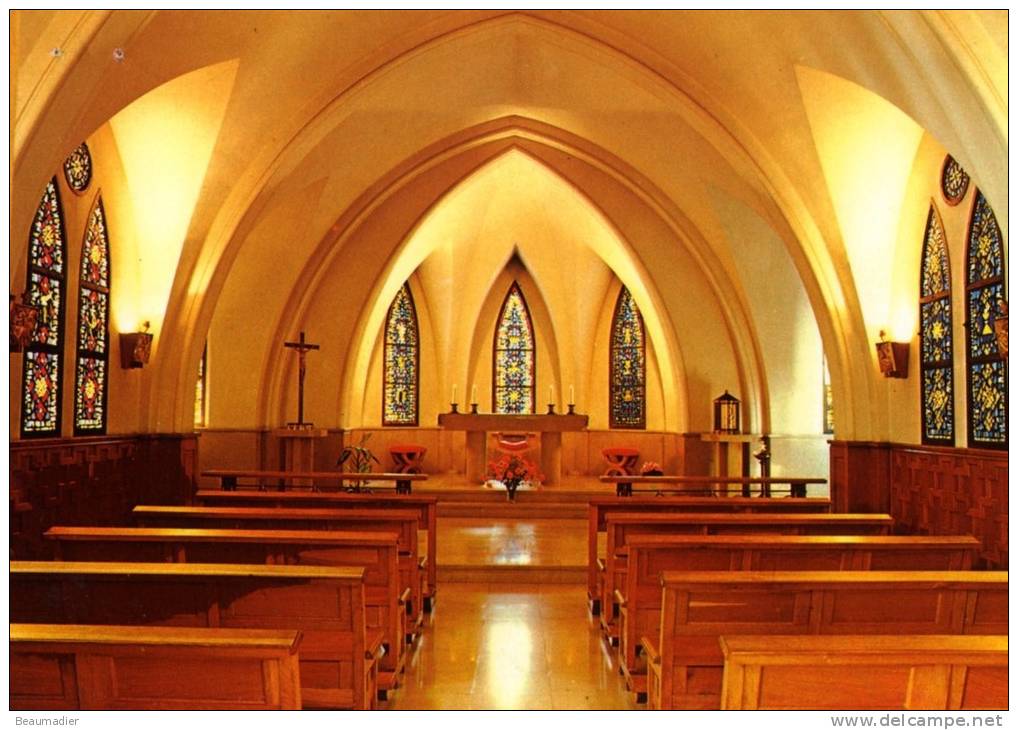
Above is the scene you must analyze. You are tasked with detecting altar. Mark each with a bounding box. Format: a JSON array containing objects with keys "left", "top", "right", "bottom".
[{"left": 437, "top": 412, "right": 589, "bottom": 486}]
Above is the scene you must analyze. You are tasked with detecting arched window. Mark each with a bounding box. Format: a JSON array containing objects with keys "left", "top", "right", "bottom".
[
  {"left": 195, "top": 341, "right": 208, "bottom": 428},
  {"left": 918, "top": 204, "right": 954, "bottom": 445},
  {"left": 21, "top": 179, "right": 68, "bottom": 437},
  {"left": 964, "top": 191, "right": 1007, "bottom": 448},
  {"left": 73, "top": 196, "right": 111, "bottom": 434},
  {"left": 383, "top": 283, "right": 420, "bottom": 426},
  {"left": 609, "top": 286, "right": 646, "bottom": 429},
  {"left": 493, "top": 282, "right": 535, "bottom": 414}
]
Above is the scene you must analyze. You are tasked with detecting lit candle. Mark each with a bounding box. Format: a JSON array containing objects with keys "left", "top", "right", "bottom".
[
  {"left": 549, "top": 385, "right": 555, "bottom": 403},
  {"left": 452, "top": 384, "right": 457, "bottom": 403},
  {"left": 471, "top": 385, "right": 477, "bottom": 404},
  {"left": 569, "top": 385, "right": 575, "bottom": 404}
]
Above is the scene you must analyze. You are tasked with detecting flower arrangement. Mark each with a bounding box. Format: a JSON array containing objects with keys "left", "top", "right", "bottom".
[
  {"left": 487, "top": 453, "right": 544, "bottom": 501},
  {"left": 640, "top": 461, "right": 663, "bottom": 476},
  {"left": 337, "top": 433, "right": 380, "bottom": 492}
]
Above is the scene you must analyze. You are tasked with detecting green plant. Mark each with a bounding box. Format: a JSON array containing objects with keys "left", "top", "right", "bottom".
[{"left": 337, "top": 433, "right": 380, "bottom": 490}]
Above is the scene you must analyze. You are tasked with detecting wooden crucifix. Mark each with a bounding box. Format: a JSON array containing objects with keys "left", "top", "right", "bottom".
[{"left": 284, "top": 331, "right": 320, "bottom": 427}]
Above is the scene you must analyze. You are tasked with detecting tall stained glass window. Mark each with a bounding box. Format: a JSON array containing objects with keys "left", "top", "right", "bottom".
[
  {"left": 493, "top": 282, "right": 535, "bottom": 414},
  {"left": 74, "top": 196, "right": 111, "bottom": 434},
  {"left": 21, "top": 179, "right": 68, "bottom": 437},
  {"left": 964, "top": 191, "right": 1007, "bottom": 448},
  {"left": 822, "top": 356, "right": 834, "bottom": 435},
  {"left": 609, "top": 286, "right": 646, "bottom": 428},
  {"left": 383, "top": 283, "right": 419, "bottom": 425},
  {"left": 195, "top": 342, "right": 208, "bottom": 427},
  {"left": 919, "top": 204, "right": 954, "bottom": 445}
]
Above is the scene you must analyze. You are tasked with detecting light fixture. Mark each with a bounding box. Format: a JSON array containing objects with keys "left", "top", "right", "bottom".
[
  {"left": 119, "top": 321, "right": 153, "bottom": 369},
  {"left": 875, "top": 330, "right": 909, "bottom": 378},
  {"left": 9, "top": 293, "right": 40, "bottom": 352},
  {"left": 713, "top": 390, "right": 740, "bottom": 433}
]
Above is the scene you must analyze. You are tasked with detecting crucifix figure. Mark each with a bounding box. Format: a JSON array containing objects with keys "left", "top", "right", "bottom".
[{"left": 284, "top": 331, "right": 320, "bottom": 427}]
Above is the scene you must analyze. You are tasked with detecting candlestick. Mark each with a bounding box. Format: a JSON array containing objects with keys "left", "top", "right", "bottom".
[
  {"left": 547, "top": 403, "right": 556, "bottom": 415},
  {"left": 567, "top": 403, "right": 575, "bottom": 415},
  {"left": 470, "top": 403, "right": 479, "bottom": 414},
  {"left": 450, "top": 402, "right": 459, "bottom": 413}
]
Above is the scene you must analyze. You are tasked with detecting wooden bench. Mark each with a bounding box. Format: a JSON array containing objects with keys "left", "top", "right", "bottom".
[
  {"left": 616, "top": 534, "right": 981, "bottom": 699},
  {"left": 194, "top": 489, "right": 439, "bottom": 611},
  {"left": 133, "top": 504, "right": 427, "bottom": 635},
  {"left": 203, "top": 469, "right": 428, "bottom": 494},
  {"left": 586, "top": 496, "right": 833, "bottom": 614},
  {"left": 600, "top": 474, "right": 828, "bottom": 498},
  {"left": 11, "top": 623, "right": 304, "bottom": 710},
  {"left": 10, "top": 561, "right": 379, "bottom": 709},
  {"left": 599, "top": 513, "right": 895, "bottom": 644},
  {"left": 644, "top": 570, "right": 1008, "bottom": 709},
  {"left": 719, "top": 635, "right": 1009, "bottom": 710},
  {"left": 44, "top": 526, "right": 406, "bottom": 692}
]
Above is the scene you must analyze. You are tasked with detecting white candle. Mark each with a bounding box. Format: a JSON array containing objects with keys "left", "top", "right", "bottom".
[
  {"left": 549, "top": 385, "right": 555, "bottom": 403},
  {"left": 569, "top": 385, "right": 575, "bottom": 404},
  {"left": 471, "top": 385, "right": 477, "bottom": 403},
  {"left": 452, "top": 384, "right": 457, "bottom": 403}
]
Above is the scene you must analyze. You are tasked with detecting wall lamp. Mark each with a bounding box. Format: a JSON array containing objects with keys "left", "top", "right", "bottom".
[
  {"left": 119, "top": 321, "right": 153, "bottom": 369},
  {"left": 875, "top": 330, "right": 909, "bottom": 379}
]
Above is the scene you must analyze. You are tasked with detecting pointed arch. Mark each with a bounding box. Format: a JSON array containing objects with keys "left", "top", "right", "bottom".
[
  {"left": 609, "top": 285, "right": 646, "bottom": 429},
  {"left": 382, "top": 282, "right": 420, "bottom": 426},
  {"left": 964, "top": 190, "right": 1007, "bottom": 448},
  {"left": 918, "top": 203, "right": 954, "bottom": 445},
  {"left": 493, "top": 281, "right": 536, "bottom": 414},
  {"left": 73, "top": 194, "right": 112, "bottom": 434},
  {"left": 21, "top": 178, "right": 68, "bottom": 438}
]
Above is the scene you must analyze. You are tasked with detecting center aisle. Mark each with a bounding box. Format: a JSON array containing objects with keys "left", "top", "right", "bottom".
[
  {"left": 386, "top": 517, "right": 638, "bottom": 710},
  {"left": 384, "top": 582, "right": 640, "bottom": 710}
]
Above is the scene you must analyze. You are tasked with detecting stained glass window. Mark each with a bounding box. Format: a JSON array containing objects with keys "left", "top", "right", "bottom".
[
  {"left": 919, "top": 204, "right": 954, "bottom": 445},
  {"left": 609, "top": 286, "right": 646, "bottom": 428},
  {"left": 940, "top": 155, "right": 970, "bottom": 206},
  {"left": 493, "top": 282, "right": 535, "bottom": 414},
  {"left": 383, "top": 283, "right": 419, "bottom": 426},
  {"left": 21, "top": 179, "right": 68, "bottom": 437},
  {"left": 195, "top": 342, "right": 207, "bottom": 427},
  {"left": 63, "top": 142, "right": 93, "bottom": 193},
  {"left": 964, "top": 191, "right": 1007, "bottom": 448},
  {"left": 74, "top": 196, "right": 111, "bottom": 434},
  {"left": 822, "top": 356, "right": 834, "bottom": 435}
]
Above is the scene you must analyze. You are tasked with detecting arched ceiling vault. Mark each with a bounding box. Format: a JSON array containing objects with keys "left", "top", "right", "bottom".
[{"left": 11, "top": 10, "right": 1006, "bottom": 439}]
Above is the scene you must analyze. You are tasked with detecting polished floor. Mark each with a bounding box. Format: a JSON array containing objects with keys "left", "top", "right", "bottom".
[
  {"left": 386, "top": 517, "right": 636, "bottom": 711},
  {"left": 384, "top": 582, "right": 639, "bottom": 711}
]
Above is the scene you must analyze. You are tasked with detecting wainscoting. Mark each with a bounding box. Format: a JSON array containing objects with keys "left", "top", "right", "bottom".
[
  {"left": 830, "top": 441, "right": 1008, "bottom": 568},
  {"left": 9, "top": 434, "right": 197, "bottom": 559}
]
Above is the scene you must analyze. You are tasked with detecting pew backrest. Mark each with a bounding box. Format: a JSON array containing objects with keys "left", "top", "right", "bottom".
[
  {"left": 719, "top": 634, "right": 1008, "bottom": 710},
  {"left": 10, "top": 561, "right": 373, "bottom": 710},
  {"left": 11, "top": 623, "right": 304, "bottom": 711}
]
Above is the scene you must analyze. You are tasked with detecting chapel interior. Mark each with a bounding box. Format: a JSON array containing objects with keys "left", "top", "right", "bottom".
[{"left": 8, "top": 10, "right": 1009, "bottom": 712}]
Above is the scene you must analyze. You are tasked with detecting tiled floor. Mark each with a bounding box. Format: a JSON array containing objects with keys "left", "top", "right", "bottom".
[{"left": 384, "top": 582, "right": 639, "bottom": 711}]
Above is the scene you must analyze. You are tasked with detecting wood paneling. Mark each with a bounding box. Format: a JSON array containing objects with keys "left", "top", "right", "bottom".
[
  {"left": 10, "top": 434, "right": 197, "bottom": 559},
  {"left": 830, "top": 441, "right": 1008, "bottom": 568}
]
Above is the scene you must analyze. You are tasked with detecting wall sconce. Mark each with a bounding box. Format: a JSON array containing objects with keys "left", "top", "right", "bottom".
[
  {"left": 9, "top": 293, "right": 40, "bottom": 353},
  {"left": 119, "top": 321, "right": 153, "bottom": 369},
  {"left": 875, "top": 330, "right": 909, "bottom": 378},
  {"left": 713, "top": 390, "right": 741, "bottom": 433},
  {"left": 993, "top": 299, "right": 1008, "bottom": 360}
]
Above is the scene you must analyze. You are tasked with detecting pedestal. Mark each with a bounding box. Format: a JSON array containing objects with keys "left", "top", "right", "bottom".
[{"left": 274, "top": 428, "right": 327, "bottom": 486}]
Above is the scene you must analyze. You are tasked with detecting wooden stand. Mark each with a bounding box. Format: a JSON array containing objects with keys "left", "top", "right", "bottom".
[
  {"left": 274, "top": 428, "right": 327, "bottom": 486},
  {"left": 700, "top": 433, "right": 756, "bottom": 482}
]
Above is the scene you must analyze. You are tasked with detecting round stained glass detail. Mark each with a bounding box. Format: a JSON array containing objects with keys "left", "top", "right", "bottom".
[
  {"left": 63, "top": 142, "right": 93, "bottom": 193},
  {"left": 940, "top": 155, "right": 969, "bottom": 206}
]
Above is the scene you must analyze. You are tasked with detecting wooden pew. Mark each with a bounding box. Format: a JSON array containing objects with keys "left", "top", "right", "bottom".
[
  {"left": 133, "top": 504, "right": 426, "bottom": 635},
  {"left": 599, "top": 513, "right": 895, "bottom": 644},
  {"left": 599, "top": 474, "right": 827, "bottom": 498},
  {"left": 202, "top": 469, "right": 427, "bottom": 494},
  {"left": 644, "top": 570, "right": 1008, "bottom": 709},
  {"left": 195, "top": 489, "right": 439, "bottom": 611},
  {"left": 719, "top": 635, "right": 1008, "bottom": 710},
  {"left": 10, "top": 561, "right": 379, "bottom": 710},
  {"left": 44, "top": 526, "right": 406, "bottom": 692},
  {"left": 616, "top": 533, "right": 981, "bottom": 699},
  {"left": 586, "top": 495, "right": 833, "bottom": 614},
  {"left": 11, "top": 623, "right": 303, "bottom": 711}
]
